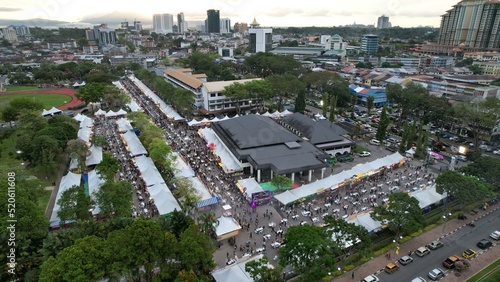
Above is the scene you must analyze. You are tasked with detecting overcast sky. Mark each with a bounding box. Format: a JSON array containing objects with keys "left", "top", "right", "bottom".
[{"left": 0, "top": 0, "right": 459, "bottom": 28}]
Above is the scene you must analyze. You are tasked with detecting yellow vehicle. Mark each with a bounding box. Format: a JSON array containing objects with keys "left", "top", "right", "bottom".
[
  {"left": 384, "top": 263, "right": 400, "bottom": 274},
  {"left": 462, "top": 249, "right": 477, "bottom": 259}
]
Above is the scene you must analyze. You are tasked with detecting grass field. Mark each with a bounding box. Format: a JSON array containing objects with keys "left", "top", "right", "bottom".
[
  {"left": 4, "top": 85, "right": 39, "bottom": 92},
  {"left": 0, "top": 94, "right": 71, "bottom": 109},
  {"left": 467, "top": 259, "right": 500, "bottom": 282}
]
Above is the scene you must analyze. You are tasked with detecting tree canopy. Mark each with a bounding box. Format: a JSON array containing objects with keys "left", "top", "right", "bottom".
[{"left": 436, "top": 170, "right": 493, "bottom": 210}]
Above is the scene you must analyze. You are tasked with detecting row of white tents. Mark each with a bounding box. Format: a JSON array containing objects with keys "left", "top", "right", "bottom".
[
  {"left": 187, "top": 110, "right": 294, "bottom": 126},
  {"left": 41, "top": 106, "right": 62, "bottom": 117},
  {"left": 95, "top": 109, "right": 128, "bottom": 118},
  {"left": 112, "top": 81, "right": 143, "bottom": 112},
  {"left": 128, "top": 75, "right": 184, "bottom": 121}
]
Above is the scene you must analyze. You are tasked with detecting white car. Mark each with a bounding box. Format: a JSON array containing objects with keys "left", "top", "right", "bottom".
[
  {"left": 301, "top": 210, "right": 311, "bottom": 216},
  {"left": 361, "top": 274, "right": 379, "bottom": 282},
  {"left": 263, "top": 234, "right": 271, "bottom": 240},
  {"left": 359, "top": 151, "right": 371, "bottom": 157},
  {"left": 493, "top": 150, "right": 500, "bottom": 155},
  {"left": 271, "top": 242, "right": 281, "bottom": 249}
]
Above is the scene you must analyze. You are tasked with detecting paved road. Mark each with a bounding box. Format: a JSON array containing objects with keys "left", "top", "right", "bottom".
[{"left": 337, "top": 206, "right": 500, "bottom": 282}]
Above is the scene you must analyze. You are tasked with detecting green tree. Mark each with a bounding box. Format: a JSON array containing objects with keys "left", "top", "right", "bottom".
[
  {"left": 102, "top": 86, "right": 130, "bottom": 111},
  {"left": 468, "top": 64, "right": 482, "bottom": 74},
  {"left": 95, "top": 152, "right": 120, "bottom": 181},
  {"left": 294, "top": 90, "right": 306, "bottom": 114},
  {"left": 323, "top": 217, "right": 371, "bottom": 264},
  {"left": 436, "top": 170, "right": 493, "bottom": 210},
  {"left": 280, "top": 225, "right": 335, "bottom": 281},
  {"left": 178, "top": 224, "right": 216, "bottom": 280},
  {"left": 91, "top": 135, "right": 108, "bottom": 148},
  {"left": 56, "top": 184, "right": 92, "bottom": 223},
  {"left": 223, "top": 82, "right": 250, "bottom": 115},
  {"left": 197, "top": 212, "right": 219, "bottom": 238},
  {"left": 148, "top": 137, "right": 172, "bottom": 166},
  {"left": 75, "top": 82, "right": 106, "bottom": 105},
  {"left": 30, "top": 135, "right": 61, "bottom": 175},
  {"left": 245, "top": 256, "right": 282, "bottom": 282},
  {"left": 266, "top": 74, "right": 305, "bottom": 111},
  {"left": 375, "top": 106, "right": 390, "bottom": 141},
  {"left": 371, "top": 192, "right": 424, "bottom": 236},
  {"left": 386, "top": 84, "right": 404, "bottom": 123},
  {"left": 322, "top": 92, "right": 328, "bottom": 117},
  {"left": 460, "top": 156, "right": 500, "bottom": 192},
  {"left": 366, "top": 95, "right": 375, "bottom": 114},
  {"left": 271, "top": 174, "right": 293, "bottom": 191},
  {"left": 93, "top": 181, "right": 133, "bottom": 218},
  {"left": 39, "top": 236, "right": 108, "bottom": 282},
  {"left": 66, "top": 138, "right": 90, "bottom": 173},
  {"left": 491, "top": 78, "right": 500, "bottom": 86},
  {"left": 160, "top": 209, "right": 195, "bottom": 239}
]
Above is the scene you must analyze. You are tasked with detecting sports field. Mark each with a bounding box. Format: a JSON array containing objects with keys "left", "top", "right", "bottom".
[
  {"left": 3, "top": 85, "right": 39, "bottom": 92},
  {"left": 0, "top": 94, "right": 71, "bottom": 109}
]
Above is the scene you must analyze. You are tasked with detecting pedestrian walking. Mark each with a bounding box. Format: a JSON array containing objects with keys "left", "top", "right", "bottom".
[{"left": 352, "top": 272, "right": 355, "bottom": 279}]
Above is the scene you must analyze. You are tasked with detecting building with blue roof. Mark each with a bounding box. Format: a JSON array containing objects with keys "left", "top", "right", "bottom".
[{"left": 349, "top": 85, "right": 388, "bottom": 107}]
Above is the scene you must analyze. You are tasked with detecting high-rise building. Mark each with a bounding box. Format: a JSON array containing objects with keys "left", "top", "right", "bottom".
[
  {"left": 133, "top": 20, "right": 142, "bottom": 31},
  {"left": 437, "top": 0, "right": 500, "bottom": 49},
  {"left": 88, "top": 24, "right": 116, "bottom": 47},
  {"left": 2, "top": 27, "right": 18, "bottom": 42},
  {"left": 248, "top": 18, "right": 272, "bottom": 53},
  {"left": 361, "top": 34, "right": 379, "bottom": 55},
  {"left": 207, "top": 9, "right": 220, "bottom": 33},
  {"left": 177, "top": 13, "right": 188, "bottom": 33},
  {"left": 377, "top": 15, "right": 391, "bottom": 29},
  {"left": 153, "top": 14, "right": 174, "bottom": 34},
  {"left": 8, "top": 25, "right": 31, "bottom": 40},
  {"left": 233, "top": 22, "right": 248, "bottom": 34},
  {"left": 220, "top": 18, "right": 231, "bottom": 34}
]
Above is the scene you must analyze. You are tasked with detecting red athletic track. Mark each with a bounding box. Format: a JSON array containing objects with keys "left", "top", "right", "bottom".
[{"left": 0, "top": 88, "right": 83, "bottom": 110}]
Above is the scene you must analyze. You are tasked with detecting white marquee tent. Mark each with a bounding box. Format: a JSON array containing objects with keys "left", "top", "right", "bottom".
[
  {"left": 87, "top": 170, "right": 105, "bottom": 216},
  {"left": 116, "top": 118, "right": 134, "bottom": 133},
  {"left": 122, "top": 130, "right": 147, "bottom": 157},
  {"left": 274, "top": 153, "right": 405, "bottom": 205},
  {"left": 42, "top": 106, "right": 62, "bottom": 117},
  {"left": 50, "top": 172, "right": 82, "bottom": 222},
  {"left": 199, "top": 127, "right": 243, "bottom": 173},
  {"left": 410, "top": 185, "right": 447, "bottom": 209}
]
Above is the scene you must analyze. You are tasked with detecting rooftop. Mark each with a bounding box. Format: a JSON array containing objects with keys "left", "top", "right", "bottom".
[
  {"left": 203, "top": 78, "right": 261, "bottom": 93},
  {"left": 164, "top": 68, "right": 203, "bottom": 89},
  {"left": 282, "top": 113, "right": 347, "bottom": 145}
]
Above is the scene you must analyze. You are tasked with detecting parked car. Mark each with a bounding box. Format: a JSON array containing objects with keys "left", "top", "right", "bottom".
[
  {"left": 426, "top": 240, "right": 444, "bottom": 250},
  {"left": 384, "top": 262, "right": 400, "bottom": 274},
  {"left": 359, "top": 151, "right": 371, "bottom": 157},
  {"left": 361, "top": 274, "right": 379, "bottom": 282},
  {"left": 416, "top": 247, "right": 431, "bottom": 257},
  {"left": 370, "top": 139, "right": 381, "bottom": 146},
  {"left": 442, "top": 255, "right": 460, "bottom": 269},
  {"left": 337, "top": 155, "right": 354, "bottom": 162},
  {"left": 411, "top": 277, "right": 427, "bottom": 282},
  {"left": 428, "top": 268, "right": 444, "bottom": 281},
  {"left": 462, "top": 249, "right": 477, "bottom": 259},
  {"left": 398, "top": 255, "right": 414, "bottom": 266},
  {"left": 477, "top": 239, "right": 492, "bottom": 249},
  {"left": 490, "top": 231, "right": 500, "bottom": 240}
]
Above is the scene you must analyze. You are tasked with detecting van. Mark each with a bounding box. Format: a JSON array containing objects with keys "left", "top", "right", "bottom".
[{"left": 370, "top": 139, "right": 381, "bottom": 146}]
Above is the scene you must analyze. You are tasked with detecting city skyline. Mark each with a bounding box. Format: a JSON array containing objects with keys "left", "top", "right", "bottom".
[{"left": 0, "top": 0, "right": 458, "bottom": 28}]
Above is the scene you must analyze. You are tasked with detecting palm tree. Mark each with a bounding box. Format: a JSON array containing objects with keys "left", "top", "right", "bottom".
[{"left": 198, "top": 212, "right": 219, "bottom": 238}]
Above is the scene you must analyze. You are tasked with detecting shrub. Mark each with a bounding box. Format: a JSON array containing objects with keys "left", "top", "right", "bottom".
[{"left": 344, "top": 265, "right": 355, "bottom": 272}]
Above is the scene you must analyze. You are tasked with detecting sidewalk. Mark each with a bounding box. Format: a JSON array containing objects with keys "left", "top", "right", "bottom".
[{"left": 336, "top": 206, "right": 500, "bottom": 282}]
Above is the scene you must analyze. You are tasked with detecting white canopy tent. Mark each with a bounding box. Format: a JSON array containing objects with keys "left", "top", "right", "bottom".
[
  {"left": 42, "top": 106, "right": 62, "bottom": 117},
  {"left": 134, "top": 155, "right": 181, "bottom": 215},
  {"left": 129, "top": 75, "right": 184, "bottom": 121},
  {"left": 87, "top": 170, "right": 105, "bottom": 216},
  {"left": 410, "top": 185, "right": 447, "bottom": 209},
  {"left": 212, "top": 254, "right": 270, "bottom": 282},
  {"left": 122, "top": 130, "right": 147, "bottom": 157},
  {"left": 199, "top": 127, "right": 244, "bottom": 173},
  {"left": 73, "top": 113, "right": 86, "bottom": 122},
  {"left": 215, "top": 216, "right": 242, "bottom": 241},
  {"left": 116, "top": 118, "right": 134, "bottom": 133},
  {"left": 281, "top": 109, "right": 293, "bottom": 116},
  {"left": 237, "top": 178, "right": 264, "bottom": 195},
  {"left": 172, "top": 153, "right": 196, "bottom": 178},
  {"left": 347, "top": 212, "right": 383, "bottom": 234},
  {"left": 50, "top": 172, "right": 82, "bottom": 222},
  {"left": 86, "top": 145, "right": 103, "bottom": 166},
  {"left": 274, "top": 153, "right": 405, "bottom": 205},
  {"left": 78, "top": 128, "right": 92, "bottom": 144},
  {"left": 95, "top": 109, "right": 106, "bottom": 116},
  {"left": 261, "top": 111, "right": 272, "bottom": 117}
]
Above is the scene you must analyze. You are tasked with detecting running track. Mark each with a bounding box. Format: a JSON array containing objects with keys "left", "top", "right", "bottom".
[{"left": 0, "top": 88, "right": 84, "bottom": 110}]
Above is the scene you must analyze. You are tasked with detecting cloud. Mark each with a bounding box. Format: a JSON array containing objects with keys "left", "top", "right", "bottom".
[
  {"left": 0, "top": 7, "right": 22, "bottom": 12},
  {"left": 259, "top": 7, "right": 304, "bottom": 17}
]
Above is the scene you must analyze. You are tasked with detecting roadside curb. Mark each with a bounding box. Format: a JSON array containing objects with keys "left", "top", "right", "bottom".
[{"left": 438, "top": 207, "right": 500, "bottom": 241}]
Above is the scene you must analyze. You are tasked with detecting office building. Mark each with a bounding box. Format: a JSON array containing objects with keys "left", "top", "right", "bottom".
[
  {"left": 248, "top": 18, "right": 272, "bottom": 53},
  {"left": 361, "top": 34, "right": 379, "bottom": 55},
  {"left": 133, "top": 20, "right": 142, "bottom": 31},
  {"left": 377, "top": 15, "right": 391, "bottom": 29},
  {"left": 177, "top": 13, "right": 187, "bottom": 33},
  {"left": 233, "top": 22, "right": 248, "bottom": 34},
  {"left": 153, "top": 14, "right": 174, "bottom": 34},
  {"left": 437, "top": 0, "right": 500, "bottom": 49},
  {"left": 207, "top": 9, "right": 220, "bottom": 33},
  {"left": 2, "top": 27, "right": 18, "bottom": 42},
  {"left": 220, "top": 17, "right": 231, "bottom": 34},
  {"left": 85, "top": 24, "right": 116, "bottom": 48}
]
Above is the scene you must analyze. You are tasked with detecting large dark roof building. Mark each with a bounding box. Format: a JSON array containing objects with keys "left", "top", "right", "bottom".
[
  {"left": 212, "top": 114, "right": 329, "bottom": 182},
  {"left": 281, "top": 113, "right": 354, "bottom": 155}
]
